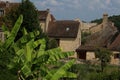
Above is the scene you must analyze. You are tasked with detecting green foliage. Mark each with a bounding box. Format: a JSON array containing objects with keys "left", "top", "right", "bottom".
[
  {"left": 0, "top": 15, "right": 23, "bottom": 80},
  {"left": 0, "top": 15, "right": 76, "bottom": 80},
  {"left": 18, "top": 0, "right": 40, "bottom": 32},
  {"left": 46, "top": 38, "right": 58, "bottom": 49},
  {"left": 109, "top": 15, "right": 120, "bottom": 31},
  {"left": 95, "top": 48, "right": 112, "bottom": 72},
  {"left": 91, "top": 18, "right": 102, "bottom": 24},
  {"left": 67, "top": 63, "right": 120, "bottom": 80},
  {"left": 4, "top": 0, "right": 42, "bottom": 40},
  {"left": 89, "top": 70, "right": 120, "bottom": 80}
]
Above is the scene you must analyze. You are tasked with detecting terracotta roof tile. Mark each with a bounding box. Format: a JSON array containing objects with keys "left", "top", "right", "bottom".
[{"left": 47, "top": 20, "right": 80, "bottom": 38}]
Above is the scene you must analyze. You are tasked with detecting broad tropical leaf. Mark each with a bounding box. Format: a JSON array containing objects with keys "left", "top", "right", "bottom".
[
  {"left": 44, "top": 59, "right": 76, "bottom": 80},
  {"left": 3, "top": 15, "right": 23, "bottom": 49}
]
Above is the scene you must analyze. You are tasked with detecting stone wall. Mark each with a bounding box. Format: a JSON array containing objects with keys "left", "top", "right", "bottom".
[
  {"left": 110, "top": 51, "right": 120, "bottom": 65},
  {"left": 39, "top": 11, "right": 52, "bottom": 33},
  {"left": 40, "top": 22, "right": 46, "bottom": 32},
  {"left": 89, "top": 24, "right": 103, "bottom": 33},
  {"left": 80, "top": 51, "right": 120, "bottom": 65},
  {"left": 59, "top": 24, "right": 81, "bottom": 58},
  {"left": 86, "top": 51, "right": 96, "bottom": 60}
]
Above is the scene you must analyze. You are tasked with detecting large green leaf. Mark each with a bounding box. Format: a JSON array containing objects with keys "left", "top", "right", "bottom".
[
  {"left": 25, "top": 40, "right": 34, "bottom": 62},
  {"left": 44, "top": 59, "right": 76, "bottom": 80},
  {"left": 63, "top": 72, "right": 77, "bottom": 78},
  {"left": 3, "top": 15, "right": 23, "bottom": 49},
  {"left": 34, "top": 39, "right": 46, "bottom": 58},
  {"left": 21, "top": 64, "right": 31, "bottom": 77},
  {"left": 47, "top": 48, "right": 74, "bottom": 63}
]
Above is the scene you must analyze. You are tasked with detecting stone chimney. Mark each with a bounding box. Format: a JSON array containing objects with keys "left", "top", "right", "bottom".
[
  {"left": 102, "top": 13, "right": 108, "bottom": 26},
  {"left": 46, "top": 8, "right": 50, "bottom": 12},
  {"left": 6, "top": 1, "right": 9, "bottom": 7}
]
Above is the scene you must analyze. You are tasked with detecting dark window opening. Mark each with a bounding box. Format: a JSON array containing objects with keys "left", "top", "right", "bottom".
[
  {"left": 114, "top": 54, "right": 120, "bottom": 59},
  {"left": 0, "top": 9, "right": 4, "bottom": 16},
  {"left": 56, "top": 39, "right": 60, "bottom": 46}
]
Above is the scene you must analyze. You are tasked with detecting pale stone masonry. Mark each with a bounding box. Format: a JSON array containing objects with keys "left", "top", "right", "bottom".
[
  {"left": 90, "top": 13, "right": 109, "bottom": 33},
  {"left": 38, "top": 9, "right": 55, "bottom": 33},
  {"left": 47, "top": 20, "right": 81, "bottom": 58},
  {"left": 76, "top": 13, "right": 120, "bottom": 65}
]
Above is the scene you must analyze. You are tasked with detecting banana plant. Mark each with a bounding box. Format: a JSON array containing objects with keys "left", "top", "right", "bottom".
[{"left": 1, "top": 15, "right": 76, "bottom": 80}]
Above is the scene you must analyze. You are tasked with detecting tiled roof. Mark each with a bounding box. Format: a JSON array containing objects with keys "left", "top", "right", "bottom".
[
  {"left": 108, "top": 34, "right": 120, "bottom": 51},
  {"left": 86, "top": 22, "right": 117, "bottom": 46},
  {"left": 50, "top": 14, "right": 55, "bottom": 21},
  {"left": 77, "top": 22, "right": 118, "bottom": 51},
  {"left": 47, "top": 20, "right": 80, "bottom": 38},
  {"left": 0, "top": 2, "right": 6, "bottom": 8},
  {"left": 76, "top": 46, "right": 97, "bottom": 52}
]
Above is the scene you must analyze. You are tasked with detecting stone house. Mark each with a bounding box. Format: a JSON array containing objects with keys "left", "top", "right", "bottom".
[
  {"left": 76, "top": 34, "right": 120, "bottom": 65},
  {"left": 47, "top": 20, "right": 81, "bottom": 57},
  {"left": 38, "top": 9, "right": 55, "bottom": 33},
  {"left": 81, "top": 22, "right": 97, "bottom": 33},
  {"left": 76, "top": 14, "right": 120, "bottom": 65},
  {"left": 108, "top": 34, "right": 120, "bottom": 65},
  {"left": 74, "top": 18, "right": 97, "bottom": 33},
  {"left": 0, "top": 1, "right": 19, "bottom": 17},
  {"left": 89, "top": 13, "right": 112, "bottom": 33}
]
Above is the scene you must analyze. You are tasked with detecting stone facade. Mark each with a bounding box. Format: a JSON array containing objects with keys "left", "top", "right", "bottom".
[
  {"left": 81, "top": 22, "right": 97, "bottom": 33},
  {"left": 39, "top": 11, "right": 52, "bottom": 32},
  {"left": 75, "top": 18, "right": 97, "bottom": 33},
  {"left": 60, "top": 23, "right": 81, "bottom": 58},
  {"left": 47, "top": 20, "right": 81, "bottom": 58},
  {"left": 78, "top": 51, "right": 119, "bottom": 65},
  {"left": 90, "top": 13, "right": 109, "bottom": 33},
  {"left": 39, "top": 9, "right": 55, "bottom": 33},
  {"left": 86, "top": 51, "right": 96, "bottom": 60},
  {"left": 110, "top": 51, "right": 120, "bottom": 65}
]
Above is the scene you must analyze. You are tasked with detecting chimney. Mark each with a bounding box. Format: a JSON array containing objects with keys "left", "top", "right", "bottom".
[
  {"left": 6, "top": 1, "right": 9, "bottom": 7},
  {"left": 103, "top": 13, "right": 108, "bottom": 26},
  {"left": 46, "top": 8, "right": 50, "bottom": 12}
]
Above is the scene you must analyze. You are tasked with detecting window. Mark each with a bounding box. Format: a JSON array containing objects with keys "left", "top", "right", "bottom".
[
  {"left": 0, "top": 9, "right": 4, "bottom": 16},
  {"left": 66, "top": 27, "right": 70, "bottom": 31},
  {"left": 114, "top": 54, "right": 120, "bottom": 59}
]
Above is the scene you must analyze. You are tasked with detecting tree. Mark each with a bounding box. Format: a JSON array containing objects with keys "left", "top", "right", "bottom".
[
  {"left": 95, "top": 48, "right": 112, "bottom": 72},
  {"left": 4, "top": 0, "right": 42, "bottom": 40},
  {"left": 18, "top": 0, "right": 40, "bottom": 32}
]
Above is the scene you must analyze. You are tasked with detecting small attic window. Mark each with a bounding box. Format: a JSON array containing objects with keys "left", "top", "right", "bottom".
[{"left": 66, "top": 27, "right": 70, "bottom": 31}]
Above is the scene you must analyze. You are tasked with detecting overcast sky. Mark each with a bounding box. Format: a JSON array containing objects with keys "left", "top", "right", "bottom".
[{"left": 2, "top": 0, "right": 120, "bottom": 22}]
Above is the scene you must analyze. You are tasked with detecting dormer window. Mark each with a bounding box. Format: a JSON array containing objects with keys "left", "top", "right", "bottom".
[
  {"left": 0, "top": 8, "right": 4, "bottom": 16},
  {"left": 66, "top": 27, "right": 70, "bottom": 31}
]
